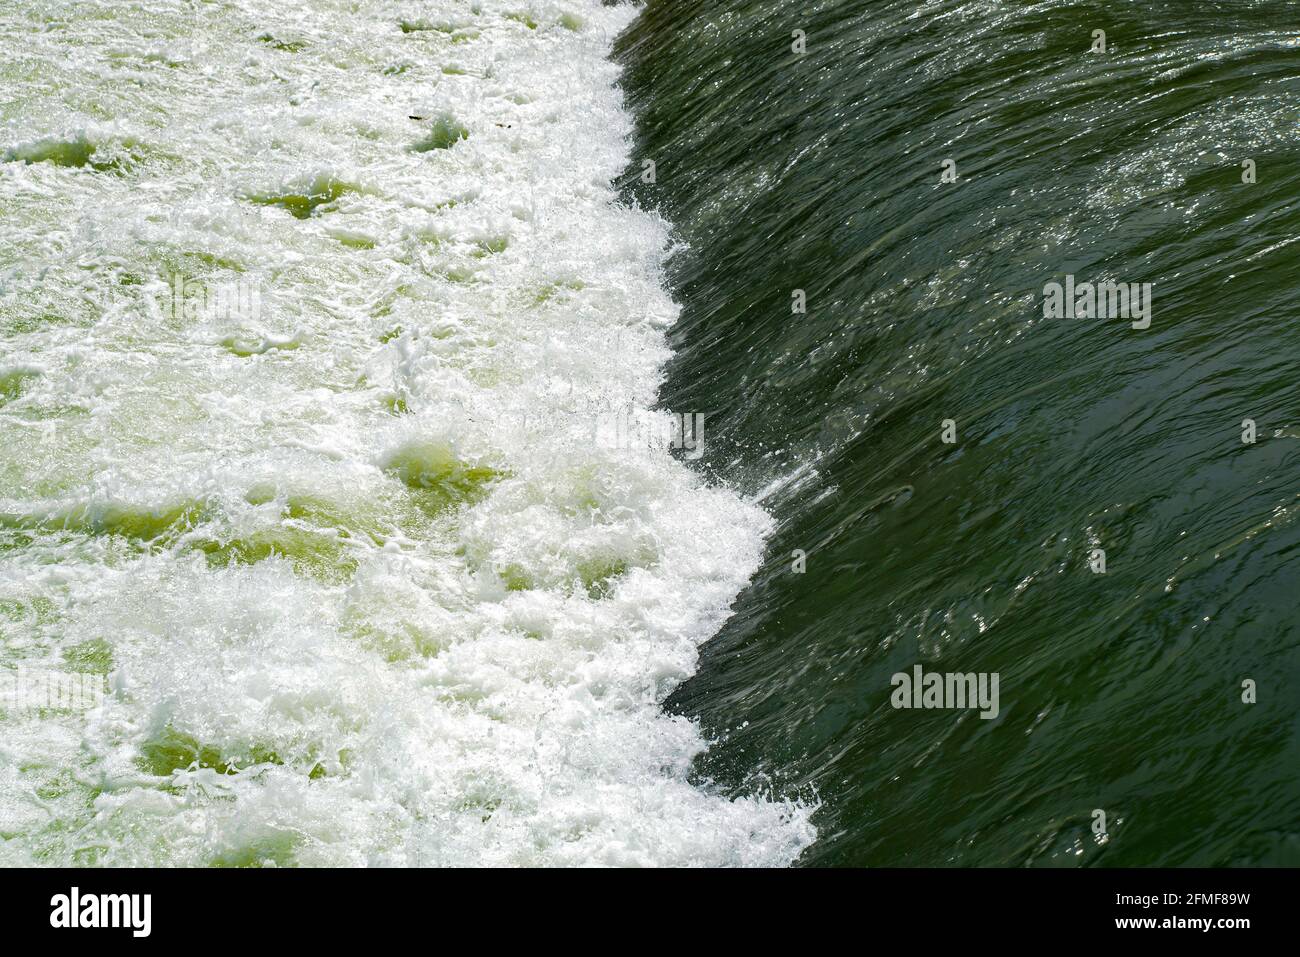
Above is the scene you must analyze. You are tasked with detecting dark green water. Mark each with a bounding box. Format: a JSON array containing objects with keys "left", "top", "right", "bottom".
[{"left": 615, "top": 0, "right": 1300, "bottom": 865}]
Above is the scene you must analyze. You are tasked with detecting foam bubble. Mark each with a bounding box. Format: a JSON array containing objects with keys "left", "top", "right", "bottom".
[{"left": 0, "top": 0, "right": 816, "bottom": 866}]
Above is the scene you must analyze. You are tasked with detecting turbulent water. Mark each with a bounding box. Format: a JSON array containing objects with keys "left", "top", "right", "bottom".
[
  {"left": 2, "top": 0, "right": 1298, "bottom": 870},
  {"left": 0, "top": 0, "right": 816, "bottom": 866},
  {"left": 617, "top": 0, "right": 1300, "bottom": 865}
]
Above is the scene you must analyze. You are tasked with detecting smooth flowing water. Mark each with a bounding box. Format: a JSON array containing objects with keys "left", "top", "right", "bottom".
[
  {"left": 2, "top": 0, "right": 1297, "bottom": 869},
  {"left": 617, "top": 0, "right": 1300, "bottom": 866}
]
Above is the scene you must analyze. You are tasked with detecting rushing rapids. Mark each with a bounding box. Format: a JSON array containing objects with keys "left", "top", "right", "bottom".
[{"left": 0, "top": 0, "right": 816, "bottom": 867}]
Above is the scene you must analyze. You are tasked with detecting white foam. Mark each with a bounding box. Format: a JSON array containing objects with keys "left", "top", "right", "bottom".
[{"left": 0, "top": 0, "right": 816, "bottom": 866}]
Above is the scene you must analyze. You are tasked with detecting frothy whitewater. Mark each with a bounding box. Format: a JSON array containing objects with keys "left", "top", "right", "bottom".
[{"left": 0, "top": 0, "right": 815, "bottom": 866}]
